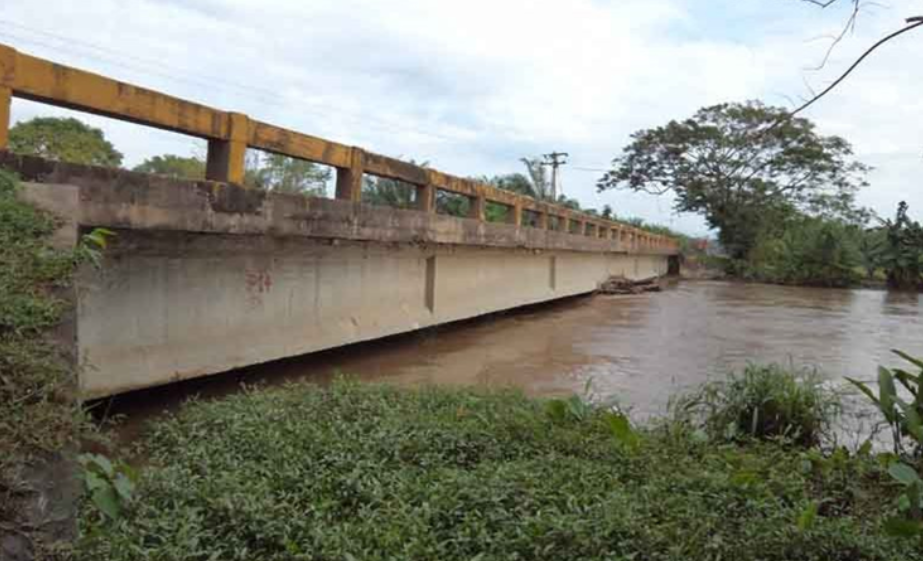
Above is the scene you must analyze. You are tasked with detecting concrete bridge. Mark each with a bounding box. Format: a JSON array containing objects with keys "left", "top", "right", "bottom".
[{"left": 0, "top": 44, "right": 680, "bottom": 399}]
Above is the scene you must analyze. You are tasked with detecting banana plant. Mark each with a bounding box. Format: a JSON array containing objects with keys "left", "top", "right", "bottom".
[
  {"left": 846, "top": 350, "right": 923, "bottom": 456},
  {"left": 885, "top": 462, "right": 922, "bottom": 538},
  {"left": 848, "top": 350, "right": 923, "bottom": 538}
]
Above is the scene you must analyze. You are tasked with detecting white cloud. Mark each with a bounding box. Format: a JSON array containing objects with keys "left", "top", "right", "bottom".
[{"left": 3, "top": 0, "right": 922, "bottom": 235}]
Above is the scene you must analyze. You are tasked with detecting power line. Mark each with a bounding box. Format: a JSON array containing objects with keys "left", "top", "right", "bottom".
[
  {"left": 570, "top": 165, "right": 609, "bottom": 173},
  {"left": 0, "top": 21, "right": 469, "bottom": 143}
]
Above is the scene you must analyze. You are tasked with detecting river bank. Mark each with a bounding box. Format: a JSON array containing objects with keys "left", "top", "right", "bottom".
[{"left": 74, "top": 379, "right": 917, "bottom": 560}]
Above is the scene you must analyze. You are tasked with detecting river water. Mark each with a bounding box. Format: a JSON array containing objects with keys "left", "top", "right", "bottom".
[{"left": 104, "top": 280, "right": 923, "bottom": 434}]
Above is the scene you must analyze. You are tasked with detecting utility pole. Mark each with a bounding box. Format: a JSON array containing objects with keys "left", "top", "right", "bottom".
[{"left": 542, "top": 152, "right": 569, "bottom": 201}]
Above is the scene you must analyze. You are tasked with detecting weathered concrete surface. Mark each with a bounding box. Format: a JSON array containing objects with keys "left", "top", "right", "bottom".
[
  {"left": 0, "top": 44, "right": 679, "bottom": 253},
  {"left": 77, "top": 233, "right": 666, "bottom": 398},
  {"left": 8, "top": 156, "right": 672, "bottom": 398}
]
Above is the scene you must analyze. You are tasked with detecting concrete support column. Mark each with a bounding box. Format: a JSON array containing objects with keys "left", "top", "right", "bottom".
[
  {"left": 580, "top": 221, "right": 588, "bottom": 236},
  {"left": 206, "top": 112, "right": 249, "bottom": 185},
  {"left": 416, "top": 183, "right": 436, "bottom": 213},
  {"left": 468, "top": 194, "right": 486, "bottom": 222},
  {"left": 538, "top": 212, "right": 549, "bottom": 230},
  {"left": 336, "top": 147, "right": 365, "bottom": 202}
]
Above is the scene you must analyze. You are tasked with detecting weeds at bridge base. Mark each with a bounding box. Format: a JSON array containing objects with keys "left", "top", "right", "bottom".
[{"left": 0, "top": 170, "right": 110, "bottom": 560}]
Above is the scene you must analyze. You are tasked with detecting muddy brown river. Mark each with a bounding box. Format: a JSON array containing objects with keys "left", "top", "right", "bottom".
[{"left": 103, "top": 280, "right": 923, "bottom": 435}]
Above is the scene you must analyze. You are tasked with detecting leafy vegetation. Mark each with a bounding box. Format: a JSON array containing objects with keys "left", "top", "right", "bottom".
[
  {"left": 847, "top": 350, "right": 923, "bottom": 458},
  {"left": 598, "top": 101, "right": 869, "bottom": 260},
  {"left": 0, "top": 170, "right": 105, "bottom": 553},
  {"left": 244, "top": 151, "right": 331, "bottom": 195},
  {"left": 9, "top": 117, "right": 124, "bottom": 167},
  {"left": 674, "top": 364, "right": 841, "bottom": 447},
  {"left": 848, "top": 350, "right": 923, "bottom": 537},
  {"left": 75, "top": 379, "right": 916, "bottom": 561},
  {"left": 78, "top": 453, "right": 138, "bottom": 523},
  {"left": 132, "top": 154, "right": 206, "bottom": 180},
  {"left": 744, "top": 215, "right": 864, "bottom": 287},
  {"left": 876, "top": 202, "right": 923, "bottom": 290}
]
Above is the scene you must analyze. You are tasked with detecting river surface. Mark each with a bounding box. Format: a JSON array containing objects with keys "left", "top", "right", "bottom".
[{"left": 104, "top": 280, "right": 923, "bottom": 435}]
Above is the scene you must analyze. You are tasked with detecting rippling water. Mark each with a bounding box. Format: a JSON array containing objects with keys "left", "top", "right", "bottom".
[{"left": 105, "top": 280, "right": 923, "bottom": 434}]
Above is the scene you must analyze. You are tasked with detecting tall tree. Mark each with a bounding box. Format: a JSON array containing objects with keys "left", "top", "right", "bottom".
[
  {"left": 363, "top": 159, "right": 428, "bottom": 209},
  {"left": 597, "top": 101, "right": 869, "bottom": 259},
  {"left": 519, "top": 158, "right": 553, "bottom": 200},
  {"left": 877, "top": 202, "right": 923, "bottom": 290},
  {"left": 485, "top": 173, "right": 534, "bottom": 197},
  {"left": 9, "top": 117, "right": 123, "bottom": 167},
  {"left": 133, "top": 155, "right": 205, "bottom": 180},
  {"left": 362, "top": 175, "right": 417, "bottom": 209},
  {"left": 245, "top": 152, "right": 331, "bottom": 195}
]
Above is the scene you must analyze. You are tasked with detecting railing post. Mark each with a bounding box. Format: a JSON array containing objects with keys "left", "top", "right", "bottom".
[
  {"left": 0, "top": 86, "right": 9, "bottom": 151},
  {"left": 468, "top": 193, "right": 486, "bottom": 222},
  {"left": 0, "top": 45, "right": 15, "bottom": 151},
  {"left": 206, "top": 112, "right": 248, "bottom": 185},
  {"left": 335, "top": 147, "right": 365, "bottom": 202},
  {"left": 512, "top": 202, "right": 523, "bottom": 227},
  {"left": 538, "top": 211, "right": 549, "bottom": 230},
  {"left": 417, "top": 180, "right": 436, "bottom": 213}
]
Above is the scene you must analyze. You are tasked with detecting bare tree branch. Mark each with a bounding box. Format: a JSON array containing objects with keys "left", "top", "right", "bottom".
[
  {"left": 807, "top": 0, "right": 862, "bottom": 71},
  {"left": 791, "top": 16, "right": 923, "bottom": 119}
]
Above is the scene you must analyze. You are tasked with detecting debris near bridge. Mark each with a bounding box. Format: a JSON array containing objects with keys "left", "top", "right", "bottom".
[{"left": 597, "top": 275, "right": 662, "bottom": 295}]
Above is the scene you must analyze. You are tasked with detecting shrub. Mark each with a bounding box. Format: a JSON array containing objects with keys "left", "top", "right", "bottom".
[
  {"left": 747, "top": 216, "right": 863, "bottom": 287},
  {"left": 0, "top": 169, "right": 111, "bottom": 555},
  {"left": 75, "top": 381, "right": 915, "bottom": 560},
  {"left": 675, "top": 364, "right": 841, "bottom": 447}
]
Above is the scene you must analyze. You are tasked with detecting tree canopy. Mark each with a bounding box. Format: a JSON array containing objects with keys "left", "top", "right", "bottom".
[
  {"left": 245, "top": 152, "right": 331, "bottom": 195},
  {"left": 9, "top": 117, "right": 123, "bottom": 167},
  {"left": 597, "top": 101, "right": 869, "bottom": 259},
  {"left": 133, "top": 155, "right": 206, "bottom": 180}
]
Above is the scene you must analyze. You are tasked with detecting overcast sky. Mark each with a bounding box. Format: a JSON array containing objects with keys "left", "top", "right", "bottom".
[{"left": 3, "top": 0, "right": 921, "bottom": 235}]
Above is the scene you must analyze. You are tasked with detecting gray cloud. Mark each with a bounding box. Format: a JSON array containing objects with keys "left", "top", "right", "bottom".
[{"left": 3, "top": 0, "right": 920, "bottom": 235}]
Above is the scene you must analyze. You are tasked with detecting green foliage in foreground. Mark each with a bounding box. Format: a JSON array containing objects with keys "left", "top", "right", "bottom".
[
  {"left": 0, "top": 170, "right": 84, "bottom": 467},
  {"left": 0, "top": 169, "right": 107, "bottom": 551},
  {"left": 78, "top": 381, "right": 917, "bottom": 561},
  {"left": 676, "top": 364, "right": 842, "bottom": 448}
]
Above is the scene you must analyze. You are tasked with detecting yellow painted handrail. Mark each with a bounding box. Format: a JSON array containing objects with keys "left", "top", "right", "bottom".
[{"left": 0, "top": 43, "right": 679, "bottom": 251}]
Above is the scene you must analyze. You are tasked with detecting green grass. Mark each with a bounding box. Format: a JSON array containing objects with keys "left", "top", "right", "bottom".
[
  {"left": 76, "top": 380, "right": 917, "bottom": 561},
  {"left": 0, "top": 170, "right": 89, "bottom": 529},
  {"left": 674, "top": 364, "right": 841, "bottom": 448}
]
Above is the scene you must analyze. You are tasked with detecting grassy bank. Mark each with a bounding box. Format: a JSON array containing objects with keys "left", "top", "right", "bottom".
[
  {"left": 76, "top": 379, "right": 917, "bottom": 561},
  {"left": 0, "top": 170, "right": 96, "bottom": 557}
]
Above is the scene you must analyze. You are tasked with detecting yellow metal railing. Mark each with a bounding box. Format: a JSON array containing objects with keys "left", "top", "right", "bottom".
[{"left": 0, "top": 43, "right": 679, "bottom": 253}]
